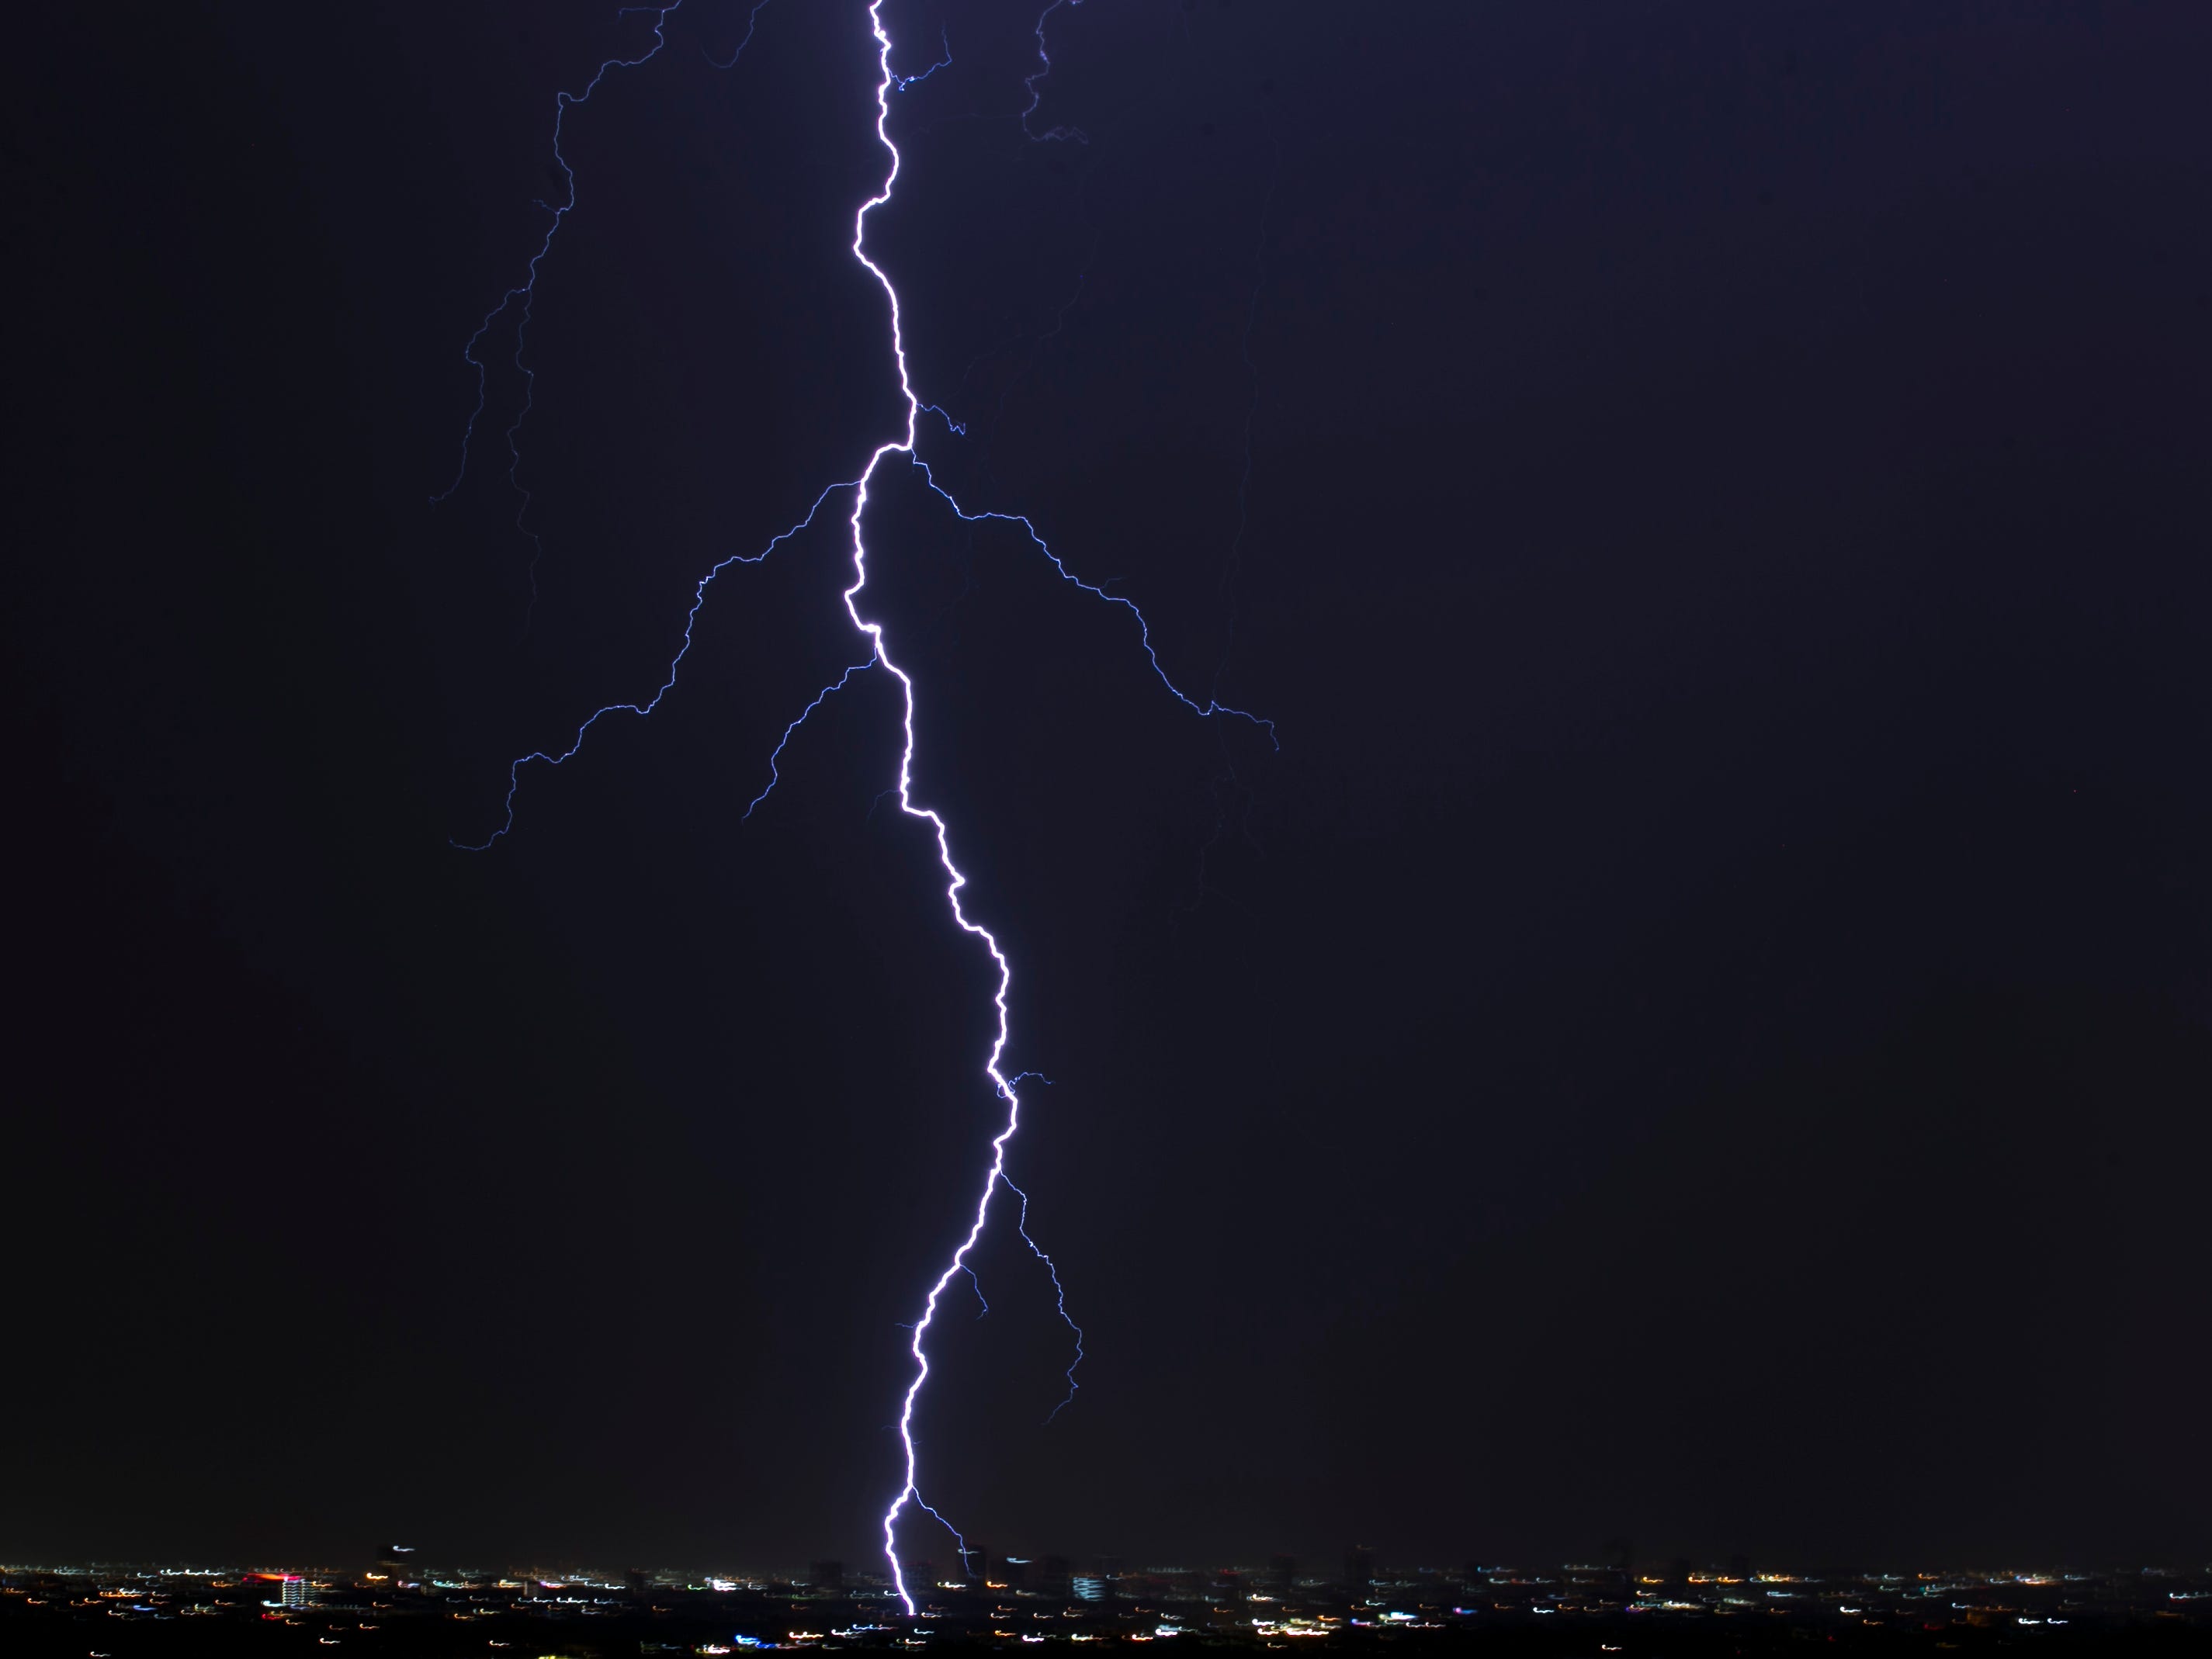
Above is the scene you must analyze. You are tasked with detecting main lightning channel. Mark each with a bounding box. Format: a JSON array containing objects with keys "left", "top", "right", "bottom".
[
  {"left": 449, "top": 3, "right": 1275, "bottom": 1611},
  {"left": 844, "top": 5, "right": 1274, "bottom": 1610},
  {"left": 844, "top": 4, "right": 1021, "bottom": 1614}
]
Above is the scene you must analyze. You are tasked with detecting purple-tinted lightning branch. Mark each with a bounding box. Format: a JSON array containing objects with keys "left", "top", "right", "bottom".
[
  {"left": 742, "top": 654, "right": 875, "bottom": 818},
  {"left": 1004, "top": 1172, "right": 1085, "bottom": 1422},
  {"left": 706, "top": 0, "right": 776, "bottom": 71},
  {"left": 453, "top": 480, "right": 850, "bottom": 850},
  {"left": 914, "top": 460, "right": 1279, "bottom": 744},
  {"left": 435, "top": 0, "right": 778, "bottom": 620},
  {"left": 1021, "top": 0, "right": 1089, "bottom": 144},
  {"left": 432, "top": 4, "right": 685, "bottom": 512},
  {"left": 914, "top": 1498, "right": 970, "bottom": 1573},
  {"left": 894, "top": 25, "right": 952, "bottom": 91}
]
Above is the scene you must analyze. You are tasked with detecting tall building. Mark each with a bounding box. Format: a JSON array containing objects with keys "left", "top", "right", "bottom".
[
  {"left": 281, "top": 1577, "right": 310, "bottom": 1609},
  {"left": 1072, "top": 1574, "right": 1115, "bottom": 1604},
  {"left": 804, "top": 1561, "right": 844, "bottom": 1595},
  {"left": 1345, "top": 1546, "right": 1375, "bottom": 1596},
  {"left": 1267, "top": 1555, "right": 1298, "bottom": 1596}
]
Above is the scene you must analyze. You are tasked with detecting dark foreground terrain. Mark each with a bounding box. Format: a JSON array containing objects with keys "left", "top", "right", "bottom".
[{"left": 8, "top": 1565, "right": 2212, "bottom": 1658}]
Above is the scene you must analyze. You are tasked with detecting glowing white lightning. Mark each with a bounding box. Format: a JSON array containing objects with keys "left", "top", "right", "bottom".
[
  {"left": 841, "top": 3, "right": 1033, "bottom": 1613},
  {"left": 448, "top": 2, "right": 1274, "bottom": 1612},
  {"left": 835, "top": 5, "right": 1271, "bottom": 1609}
]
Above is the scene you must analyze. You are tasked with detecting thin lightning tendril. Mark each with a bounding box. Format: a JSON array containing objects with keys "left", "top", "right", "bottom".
[
  {"left": 911, "top": 459, "right": 1278, "bottom": 739},
  {"left": 452, "top": 481, "right": 850, "bottom": 852},
  {"left": 1004, "top": 1172, "right": 1086, "bottom": 1422},
  {"left": 742, "top": 654, "right": 875, "bottom": 820},
  {"left": 450, "top": 1, "right": 1274, "bottom": 1614},
  {"left": 893, "top": 26, "right": 953, "bottom": 92},
  {"left": 706, "top": 0, "right": 775, "bottom": 71},
  {"left": 432, "top": 2, "right": 681, "bottom": 517},
  {"left": 1021, "top": 0, "right": 1089, "bottom": 144},
  {"left": 433, "top": 0, "right": 774, "bottom": 615}
]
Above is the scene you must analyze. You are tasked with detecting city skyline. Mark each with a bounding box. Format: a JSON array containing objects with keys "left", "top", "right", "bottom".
[{"left": 9, "top": 1553, "right": 2211, "bottom": 1651}]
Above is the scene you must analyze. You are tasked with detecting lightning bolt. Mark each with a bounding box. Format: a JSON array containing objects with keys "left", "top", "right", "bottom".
[
  {"left": 707, "top": 0, "right": 776, "bottom": 71},
  {"left": 1004, "top": 1169, "right": 1086, "bottom": 1423},
  {"left": 742, "top": 653, "right": 875, "bottom": 820},
  {"left": 1022, "top": 0, "right": 1088, "bottom": 144},
  {"left": 450, "top": 480, "right": 851, "bottom": 852},
  {"left": 854, "top": 9, "right": 1275, "bottom": 1599},
  {"left": 845, "top": 11, "right": 1086, "bottom": 1607},
  {"left": 446, "top": 1, "right": 1274, "bottom": 1614},
  {"left": 431, "top": 0, "right": 772, "bottom": 611}
]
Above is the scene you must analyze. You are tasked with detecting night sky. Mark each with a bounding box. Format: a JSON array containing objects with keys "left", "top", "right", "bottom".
[{"left": 10, "top": 0, "right": 2212, "bottom": 1574}]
